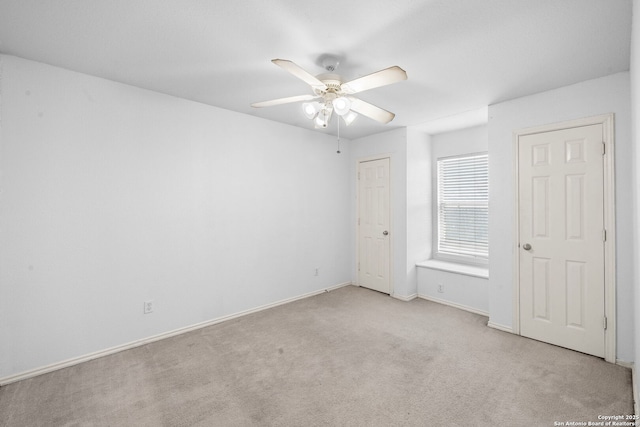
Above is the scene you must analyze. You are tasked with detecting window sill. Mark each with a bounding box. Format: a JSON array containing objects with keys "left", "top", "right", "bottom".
[{"left": 416, "top": 259, "right": 489, "bottom": 279}]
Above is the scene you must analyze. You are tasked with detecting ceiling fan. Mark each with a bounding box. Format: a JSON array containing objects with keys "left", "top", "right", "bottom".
[{"left": 251, "top": 56, "right": 407, "bottom": 129}]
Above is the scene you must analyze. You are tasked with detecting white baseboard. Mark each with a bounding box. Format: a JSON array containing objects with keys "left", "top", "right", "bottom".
[
  {"left": 0, "top": 282, "right": 353, "bottom": 386},
  {"left": 324, "top": 282, "right": 353, "bottom": 292},
  {"left": 392, "top": 293, "right": 417, "bottom": 302},
  {"left": 487, "top": 321, "right": 514, "bottom": 334},
  {"left": 616, "top": 360, "right": 637, "bottom": 415},
  {"left": 617, "top": 360, "right": 634, "bottom": 369},
  {"left": 634, "top": 364, "right": 639, "bottom": 416},
  {"left": 619, "top": 362, "right": 638, "bottom": 415},
  {"left": 417, "top": 294, "right": 489, "bottom": 317}
]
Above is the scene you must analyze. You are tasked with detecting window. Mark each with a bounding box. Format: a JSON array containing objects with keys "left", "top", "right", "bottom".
[{"left": 436, "top": 153, "right": 488, "bottom": 264}]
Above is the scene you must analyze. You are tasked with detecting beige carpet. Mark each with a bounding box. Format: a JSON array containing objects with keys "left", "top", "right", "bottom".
[{"left": 0, "top": 285, "right": 633, "bottom": 426}]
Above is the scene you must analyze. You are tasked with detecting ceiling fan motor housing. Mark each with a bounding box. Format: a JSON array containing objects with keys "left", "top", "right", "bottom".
[
  {"left": 315, "top": 74, "right": 342, "bottom": 94},
  {"left": 314, "top": 73, "right": 344, "bottom": 111}
]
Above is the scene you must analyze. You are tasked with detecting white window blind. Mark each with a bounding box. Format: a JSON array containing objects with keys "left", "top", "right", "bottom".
[{"left": 437, "top": 153, "right": 489, "bottom": 262}]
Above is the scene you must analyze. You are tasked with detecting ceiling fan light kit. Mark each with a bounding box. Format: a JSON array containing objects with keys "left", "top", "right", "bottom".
[
  {"left": 314, "top": 108, "right": 332, "bottom": 129},
  {"left": 341, "top": 110, "right": 358, "bottom": 126},
  {"left": 302, "top": 101, "right": 319, "bottom": 119},
  {"left": 251, "top": 56, "right": 407, "bottom": 129},
  {"left": 303, "top": 99, "right": 357, "bottom": 127},
  {"left": 332, "top": 97, "right": 351, "bottom": 116}
]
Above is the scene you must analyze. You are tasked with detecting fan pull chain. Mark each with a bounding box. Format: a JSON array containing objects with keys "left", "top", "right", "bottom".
[{"left": 336, "top": 115, "right": 341, "bottom": 154}]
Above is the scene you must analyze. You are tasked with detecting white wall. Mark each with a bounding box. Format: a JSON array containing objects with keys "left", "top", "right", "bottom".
[
  {"left": 0, "top": 55, "right": 353, "bottom": 379},
  {"left": 631, "top": 0, "right": 639, "bottom": 402},
  {"left": 417, "top": 268, "right": 488, "bottom": 315},
  {"left": 417, "top": 125, "right": 489, "bottom": 313},
  {"left": 487, "top": 72, "right": 633, "bottom": 362},
  {"left": 348, "top": 128, "right": 431, "bottom": 299},
  {"left": 1, "top": 54, "right": 634, "bottom": 383},
  {"left": 429, "top": 125, "right": 488, "bottom": 162},
  {"left": 406, "top": 129, "right": 431, "bottom": 298}
]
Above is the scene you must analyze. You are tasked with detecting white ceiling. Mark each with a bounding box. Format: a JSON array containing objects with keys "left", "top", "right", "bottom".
[{"left": 0, "top": 0, "right": 632, "bottom": 139}]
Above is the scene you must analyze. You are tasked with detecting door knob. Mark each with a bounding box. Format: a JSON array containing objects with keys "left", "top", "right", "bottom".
[
  {"left": 523, "top": 243, "right": 532, "bottom": 251},
  {"left": 383, "top": 230, "right": 389, "bottom": 236}
]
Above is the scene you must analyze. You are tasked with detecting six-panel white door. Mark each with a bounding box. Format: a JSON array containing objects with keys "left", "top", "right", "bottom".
[
  {"left": 518, "top": 124, "right": 605, "bottom": 357},
  {"left": 358, "top": 158, "right": 391, "bottom": 294}
]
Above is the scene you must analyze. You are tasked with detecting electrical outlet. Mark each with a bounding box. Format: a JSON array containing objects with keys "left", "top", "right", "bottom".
[
  {"left": 314, "top": 268, "right": 319, "bottom": 276},
  {"left": 144, "top": 300, "right": 154, "bottom": 314},
  {"left": 437, "top": 284, "right": 444, "bottom": 293}
]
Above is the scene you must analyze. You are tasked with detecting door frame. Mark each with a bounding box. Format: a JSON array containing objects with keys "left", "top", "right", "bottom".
[
  {"left": 512, "top": 113, "right": 616, "bottom": 363},
  {"left": 355, "top": 154, "right": 394, "bottom": 295}
]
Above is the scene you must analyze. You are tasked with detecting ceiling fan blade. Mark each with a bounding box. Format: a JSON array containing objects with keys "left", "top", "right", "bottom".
[
  {"left": 272, "top": 59, "right": 327, "bottom": 90},
  {"left": 251, "top": 94, "right": 319, "bottom": 108},
  {"left": 341, "top": 66, "right": 407, "bottom": 94},
  {"left": 349, "top": 98, "right": 396, "bottom": 124}
]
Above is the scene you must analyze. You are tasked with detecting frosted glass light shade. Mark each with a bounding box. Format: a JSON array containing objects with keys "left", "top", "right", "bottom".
[
  {"left": 314, "top": 115, "right": 328, "bottom": 128},
  {"left": 314, "top": 108, "right": 332, "bottom": 128},
  {"left": 302, "top": 102, "right": 320, "bottom": 119},
  {"left": 342, "top": 111, "right": 358, "bottom": 126},
  {"left": 332, "top": 97, "right": 351, "bottom": 116}
]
